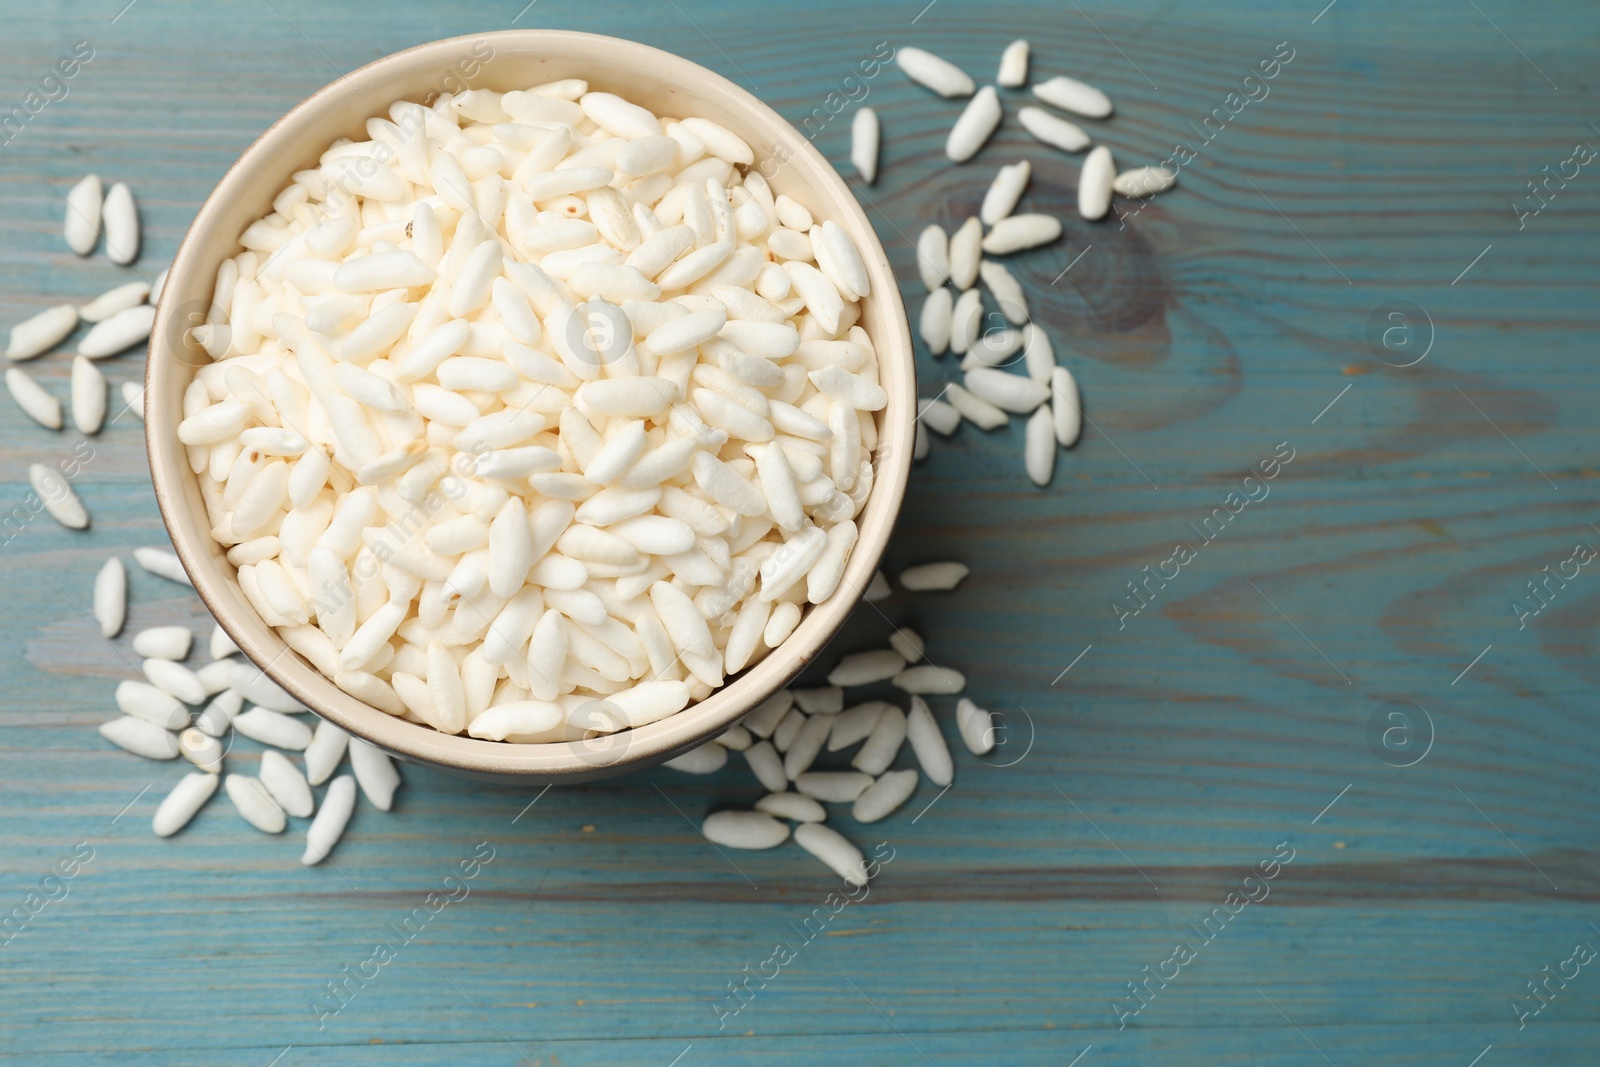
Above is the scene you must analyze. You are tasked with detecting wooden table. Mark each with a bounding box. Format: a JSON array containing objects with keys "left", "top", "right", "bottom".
[{"left": 3, "top": 0, "right": 1596, "bottom": 1062}]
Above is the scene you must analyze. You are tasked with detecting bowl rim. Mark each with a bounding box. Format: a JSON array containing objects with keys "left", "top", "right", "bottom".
[{"left": 147, "top": 28, "right": 914, "bottom": 781}]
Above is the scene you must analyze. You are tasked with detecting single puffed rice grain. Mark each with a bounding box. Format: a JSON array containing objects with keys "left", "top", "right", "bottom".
[
  {"left": 94, "top": 558, "right": 126, "bottom": 638},
  {"left": 1078, "top": 145, "right": 1115, "bottom": 221},
  {"left": 851, "top": 107, "right": 880, "bottom": 183},
  {"left": 794, "top": 822, "right": 869, "bottom": 885},
  {"left": 755, "top": 792, "right": 827, "bottom": 822},
  {"left": 259, "top": 750, "right": 315, "bottom": 817},
  {"left": 896, "top": 46, "right": 976, "bottom": 98},
  {"left": 9, "top": 371, "right": 62, "bottom": 429},
  {"left": 153, "top": 772, "right": 218, "bottom": 837},
  {"left": 225, "top": 774, "right": 286, "bottom": 834},
  {"left": 7, "top": 304, "right": 78, "bottom": 360},
  {"left": 233, "top": 707, "right": 312, "bottom": 750},
  {"left": 946, "top": 86, "right": 1002, "bottom": 163},
  {"left": 64, "top": 175, "right": 103, "bottom": 256},
  {"left": 103, "top": 182, "right": 140, "bottom": 265},
  {"left": 702, "top": 809, "right": 790, "bottom": 849},
  {"left": 853, "top": 768, "right": 919, "bottom": 823},
  {"left": 905, "top": 696, "right": 954, "bottom": 786},
  {"left": 1017, "top": 106, "right": 1090, "bottom": 152},
  {"left": 1033, "top": 75, "right": 1114, "bottom": 118},
  {"left": 1113, "top": 165, "right": 1177, "bottom": 199},
  {"left": 1052, "top": 366, "right": 1083, "bottom": 447}
]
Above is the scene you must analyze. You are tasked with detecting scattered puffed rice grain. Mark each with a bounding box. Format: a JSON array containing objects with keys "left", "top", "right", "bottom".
[
  {"left": 7, "top": 305, "right": 78, "bottom": 361},
  {"left": 70, "top": 357, "right": 106, "bottom": 434},
  {"left": 9, "top": 370, "right": 62, "bottom": 429},
  {"left": 103, "top": 182, "right": 140, "bottom": 265},
  {"left": 665, "top": 741, "right": 729, "bottom": 774},
  {"left": 30, "top": 463, "right": 88, "bottom": 529},
  {"left": 210, "top": 624, "right": 238, "bottom": 660},
  {"left": 233, "top": 707, "right": 312, "bottom": 750},
  {"left": 1017, "top": 106, "right": 1090, "bottom": 152},
  {"left": 794, "top": 770, "right": 873, "bottom": 803},
  {"left": 851, "top": 107, "right": 879, "bottom": 184},
  {"left": 94, "top": 558, "right": 126, "bottom": 638},
  {"left": 955, "top": 697, "right": 996, "bottom": 755},
  {"left": 980, "top": 160, "right": 1031, "bottom": 226},
  {"left": 132, "top": 625, "right": 192, "bottom": 661},
  {"left": 756, "top": 792, "right": 827, "bottom": 822},
  {"left": 122, "top": 381, "right": 144, "bottom": 420},
  {"left": 965, "top": 367, "right": 1049, "bottom": 414},
  {"left": 196, "top": 690, "right": 242, "bottom": 737},
  {"left": 950, "top": 288, "right": 982, "bottom": 357},
  {"left": 919, "top": 287, "right": 953, "bottom": 356},
  {"left": 80, "top": 281, "right": 150, "bottom": 323},
  {"left": 997, "top": 39, "right": 1030, "bottom": 87},
  {"left": 143, "top": 659, "right": 204, "bottom": 704},
  {"left": 828, "top": 649, "right": 907, "bottom": 687},
  {"left": 853, "top": 768, "right": 919, "bottom": 823},
  {"left": 1026, "top": 405, "right": 1056, "bottom": 486},
  {"left": 982, "top": 214, "right": 1062, "bottom": 255},
  {"left": 744, "top": 690, "right": 793, "bottom": 737},
  {"left": 949, "top": 217, "right": 982, "bottom": 291},
  {"left": 893, "top": 666, "right": 967, "bottom": 696},
  {"left": 946, "top": 86, "right": 1002, "bottom": 163},
  {"left": 703, "top": 809, "right": 790, "bottom": 849},
  {"left": 792, "top": 687, "right": 843, "bottom": 715},
  {"left": 899, "top": 562, "right": 969, "bottom": 591},
  {"left": 829, "top": 701, "right": 889, "bottom": 751},
  {"left": 228, "top": 661, "right": 302, "bottom": 711},
  {"left": 782, "top": 712, "right": 834, "bottom": 780},
  {"left": 178, "top": 727, "right": 223, "bottom": 774},
  {"left": 717, "top": 725, "right": 752, "bottom": 751},
  {"left": 916, "top": 225, "right": 949, "bottom": 291},
  {"left": 100, "top": 716, "right": 179, "bottom": 760},
  {"left": 945, "top": 382, "right": 1007, "bottom": 430},
  {"left": 78, "top": 304, "right": 155, "bottom": 358},
  {"left": 852, "top": 705, "right": 906, "bottom": 776},
  {"left": 1052, "top": 366, "right": 1082, "bottom": 447},
  {"left": 864, "top": 571, "right": 891, "bottom": 602},
  {"left": 304, "top": 719, "right": 349, "bottom": 786},
  {"left": 1022, "top": 323, "right": 1056, "bottom": 385},
  {"left": 195, "top": 660, "right": 233, "bottom": 696},
  {"left": 259, "top": 750, "right": 315, "bottom": 817},
  {"left": 1113, "top": 165, "right": 1177, "bottom": 199},
  {"left": 743, "top": 739, "right": 788, "bottom": 792},
  {"left": 225, "top": 774, "right": 286, "bottom": 834},
  {"left": 888, "top": 628, "right": 925, "bottom": 663},
  {"left": 978, "top": 259, "right": 1029, "bottom": 325},
  {"left": 153, "top": 772, "right": 218, "bottom": 837},
  {"left": 905, "top": 696, "right": 954, "bottom": 786},
  {"left": 115, "top": 680, "right": 187, "bottom": 731},
  {"left": 919, "top": 397, "right": 960, "bottom": 436},
  {"left": 134, "top": 547, "right": 191, "bottom": 585},
  {"left": 772, "top": 707, "right": 805, "bottom": 753},
  {"left": 1078, "top": 145, "right": 1115, "bottom": 221},
  {"left": 349, "top": 738, "right": 400, "bottom": 811},
  {"left": 65, "top": 175, "right": 103, "bottom": 256},
  {"left": 897, "top": 46, "right": 976, "bottom": 98},
  {"left": 302, "top": 775, "right": 356, "bottom": 865},
  {"left": 149, "top": 268, "right": 168, "bottom": 306},
  {"left": 794, "top": 823, "right": 869, "bottom": 885},
  {"left": 1034, "top": 74, "right": 1113, "bottom": 118}
]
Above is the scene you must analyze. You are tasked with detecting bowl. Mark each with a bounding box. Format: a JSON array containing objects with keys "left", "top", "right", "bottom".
[{"left": 146, "top": 30, "right": 915, "bottom": 782}]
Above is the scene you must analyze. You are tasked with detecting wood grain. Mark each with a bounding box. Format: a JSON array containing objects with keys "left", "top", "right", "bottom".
[{"left": 2, "top": 1, "right": 1598, "bottom": 1064}]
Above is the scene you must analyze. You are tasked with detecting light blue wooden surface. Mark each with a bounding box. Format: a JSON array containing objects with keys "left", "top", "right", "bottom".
[{"left": 3, "top": 0, "right": 1599, "bottom": 1063}]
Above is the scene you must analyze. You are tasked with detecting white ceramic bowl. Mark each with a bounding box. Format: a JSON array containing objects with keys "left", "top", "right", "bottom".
[{"left": 147, "top": 30, "right": 914, "bottom": 782}]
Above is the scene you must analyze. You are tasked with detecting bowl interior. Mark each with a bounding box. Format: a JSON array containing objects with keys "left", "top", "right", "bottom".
[{"left": 148, "top": 30, "right": 914, "bottom": 782}]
